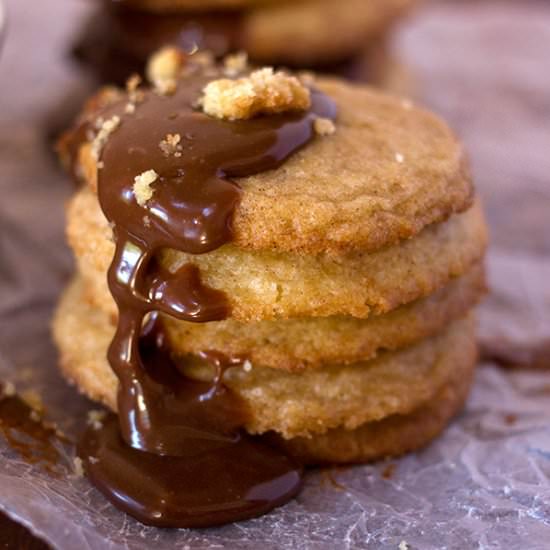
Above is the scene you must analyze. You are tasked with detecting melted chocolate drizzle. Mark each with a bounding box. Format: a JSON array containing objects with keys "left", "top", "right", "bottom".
[{"left": 75, "top": 64, "right": 336, "bottom": 527}]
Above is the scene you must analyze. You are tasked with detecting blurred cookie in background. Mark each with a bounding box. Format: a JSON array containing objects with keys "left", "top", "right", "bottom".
[{"left": 72, "top": 0, "right": 416, "bottom": 85}]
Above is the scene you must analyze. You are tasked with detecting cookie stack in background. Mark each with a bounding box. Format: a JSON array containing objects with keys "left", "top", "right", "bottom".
[
  {"left": 73, "top": 0, "right": 415, "bottom": 85},
  {"left": 54, "top": 53, "right": 487, "bottom": 464}
]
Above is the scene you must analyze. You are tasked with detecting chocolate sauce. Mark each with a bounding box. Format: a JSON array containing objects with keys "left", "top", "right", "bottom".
[
  {"left": 78, "top": 325, "right": 302, "bottom": 527},
  {"left": 74, "top": 63, "right": 336, "bottom": 527},
  {"left": 0, "top": 384, "right": 67, "bottom": 475}
]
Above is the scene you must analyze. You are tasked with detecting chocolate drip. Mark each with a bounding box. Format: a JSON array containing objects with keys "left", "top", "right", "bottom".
[
  {"left": 76, "top": 65, "right": 336, "bottom": 527},
  {"left": 78, "top": 326, "right": 302, "bottom": 528}
]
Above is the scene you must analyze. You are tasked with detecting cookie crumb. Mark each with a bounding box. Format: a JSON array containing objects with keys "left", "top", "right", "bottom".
[
  {"left": 201, "top": 67, "right": 311, "bottom": 121},
  {"left": 125, "top": 102, "right": 136, "bottom": 115},
  {"left": 89, "top": 456, "right": 99, "bottom": 465},
  {"left": 224, "top": 52, "right": 248, "bottom": 76},
  {"left": 395, "top": 152, "right": 404, "bottom": 163},
  {"left": 314, "top": 117, "right": 335, "bottom": 136},
  {"left": 87, "top": 409, "right": 107, "bottom": 430},
  {"left": 147, "top": 46, "right": 185, "bottom": 95},
  {"left": 73, "top": 456, "right": 84, "bottom": 477},
  {"left": 133, "top": 169, "right": 159, "bottom": 206},
  {"left": 90, "top": 115, "right": 121, "bottom": 161},
  {"left": 1, "top": 381, "right": 16, "bottom": 397},
  {"left": 398, "top": 541, "right": 409, "bottom": 550},
  {"left": 159, "top": 133, "right": 183, "bottom": 157},
  {"left": 242, "top": 360, "right": 253, "bottom": 372}
]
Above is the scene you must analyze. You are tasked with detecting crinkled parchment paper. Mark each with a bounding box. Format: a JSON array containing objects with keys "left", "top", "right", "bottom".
[{"left": 0, "top": 1, "right": 549, "bottom": 548}]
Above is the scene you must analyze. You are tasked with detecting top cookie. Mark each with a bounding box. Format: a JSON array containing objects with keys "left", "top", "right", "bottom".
[{"left": 59, "top": 55, "right": 473, "bottom": 256}]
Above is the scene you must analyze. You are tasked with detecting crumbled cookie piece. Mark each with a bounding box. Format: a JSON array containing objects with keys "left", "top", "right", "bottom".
[
  {"left": 314, "top": 117, "right": 336, "bottom": 136},
  {"left": 146, "top": 46, "right": 185, "bottom": 95},
  {"left": 90, "top": 115, "right": 120, "bottom": 161},
  {"left": 133, "top": 169, "right": 159, "bottom": 206},
  {"left": 242, "top": 359, "right": 253, "bottom": 372},
  {"left": 201, "top": 67, "right": 311, "bottom": 121},
  {"left": 224, "top": 52, "right": 248, "bottom": 77},
  {"left": 159, "top": 133, "right": 183, "bottom": 157},
  {"left": 395, "top": 152, "right": 404, "bottom": 163}
]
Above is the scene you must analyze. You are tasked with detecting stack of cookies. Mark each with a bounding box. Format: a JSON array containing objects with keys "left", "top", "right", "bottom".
[
  {"left": 54, "top": 51, "right": 487, "bottom": 465},
  {"left": 74, "top": 0, "right": 415, "bottom": 84}
]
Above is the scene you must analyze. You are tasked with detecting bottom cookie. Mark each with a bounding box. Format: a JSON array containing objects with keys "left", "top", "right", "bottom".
[{"left": 267, "top": 368, "right": 472, "bottom": 465}]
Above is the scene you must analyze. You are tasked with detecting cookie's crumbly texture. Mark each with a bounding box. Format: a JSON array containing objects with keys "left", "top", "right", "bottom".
[
  {"left": 52, "top": 280, "right": 476, "bottom": 439},
  {"left": 67, "top": 188, "right": 487, "bottom": 321},
  {"left": 61, "top": 75, "right": 473, "bottom": 255},
  {"left": 269, "top": 367, "right": 473, "bottom": 464},
  {"left": 201, "top": 68, "right": 311, "bottom": 120}
]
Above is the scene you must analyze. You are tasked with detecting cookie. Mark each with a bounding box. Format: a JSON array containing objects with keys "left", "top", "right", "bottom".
[
  {"left": 162, "top": 263, "right": 485, "bottom": 369},
  {"left": 61, "top": 74, "right": 473, "bottom": 256},
  {"left": 269, "top": 367, "right": 473, "bottom": 464},
  {"left": 243, "top": 0, "right": 415, "bottom": 66},
  {"left": 73, "top": 8, "right": 404, "bottom": 86},
  {"left": 66, "top": 264, "right": 484, "bottom": 370},
  {"left": 105, "top": 0, "right": 414, "bottom": 69},
  {"left": 67, "top": 187, "right": 487, "bottom": 321},
  {"left": 52, "top": 278, "right": 477, "bottom": 440}
]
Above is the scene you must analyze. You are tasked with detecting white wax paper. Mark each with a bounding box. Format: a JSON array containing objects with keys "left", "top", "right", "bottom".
[{"left": 1, "top": 1, "right": 549, "bottom": 548}]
